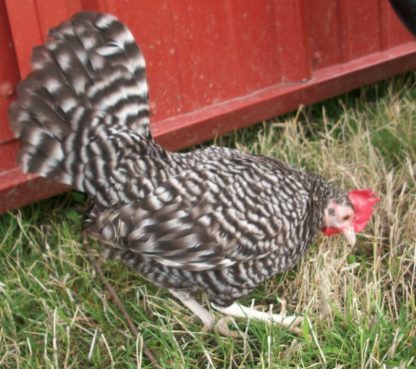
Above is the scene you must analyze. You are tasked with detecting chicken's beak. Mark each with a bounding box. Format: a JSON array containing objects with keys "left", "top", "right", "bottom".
[{"left": 342, "top": 226, "right": 356, "bottom": 246}]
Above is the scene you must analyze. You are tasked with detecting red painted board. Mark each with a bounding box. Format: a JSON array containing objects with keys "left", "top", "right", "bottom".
[
  {"left": 305, "top": 0, "right": 343, "bottom": 70},
  {"left": 380, "top": 0, "right": 414, "bottom": 48},
  {"left": 338, "top": 0, "right": 382, "bottom": 61},
  {"left": 0, "top": 0, "right": 20, "bottom": 144},
  {"left": 152, "top": 41, "right": 416, "bottom": 150},
  {"left": 0, "top": 140, "right": 18, "bottom": 172},
  {"left": 0, "top": 169, "right": 69, "bottom": 214},
  {"left": 4, "top": 0, "right": 43, "bottom": 79},
  {"left": 273, "top": 0, "right": 311, "bottom": 82}
]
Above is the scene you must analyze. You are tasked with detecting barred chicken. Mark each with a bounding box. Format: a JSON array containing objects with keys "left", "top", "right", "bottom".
[{"left": 9, "top": 12, "right": 379, "bottom": 335}]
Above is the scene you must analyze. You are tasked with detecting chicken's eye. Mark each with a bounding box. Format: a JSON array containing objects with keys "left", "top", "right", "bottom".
[{"left": 342, "top": 215, "right": 351, "bottom": 221}]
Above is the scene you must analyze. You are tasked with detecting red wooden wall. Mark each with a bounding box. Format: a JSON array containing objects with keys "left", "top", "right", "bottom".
[{"left": 1, "top": 0, "right": 415, "bottom": 212}]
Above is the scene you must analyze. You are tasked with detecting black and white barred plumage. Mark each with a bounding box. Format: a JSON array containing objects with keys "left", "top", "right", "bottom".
[{"left": 10, "top": 12, "right": 351, "bottom": 307}]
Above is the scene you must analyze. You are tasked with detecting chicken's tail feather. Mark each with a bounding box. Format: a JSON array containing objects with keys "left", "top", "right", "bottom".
[{"left": 9, "top": 12, "right": 152, "bottom": 201}]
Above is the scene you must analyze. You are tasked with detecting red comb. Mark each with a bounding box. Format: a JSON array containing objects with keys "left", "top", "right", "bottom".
[
  {"left": 323, "top": 189, "right": 380, "bottom": 236},
  {"left": 348, "top": 189, "right": 380, "bottom": 232}
]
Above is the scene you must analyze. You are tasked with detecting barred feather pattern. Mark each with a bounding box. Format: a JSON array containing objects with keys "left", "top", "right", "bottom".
[
  {"left": 9, "top": 11, "right": 350, "bottom": 306},
  {"left": 10, "top": 11, "right": 153, "bottom": 205}
]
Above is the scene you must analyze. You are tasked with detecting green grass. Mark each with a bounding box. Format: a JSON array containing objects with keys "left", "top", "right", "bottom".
[{"left": 1, "top": 74, "right": 416, "bottom": 368}]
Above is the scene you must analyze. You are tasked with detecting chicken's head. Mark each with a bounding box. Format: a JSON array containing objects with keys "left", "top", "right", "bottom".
[{"left": 322, "top": 189, "right": 380, "bottom": 245}]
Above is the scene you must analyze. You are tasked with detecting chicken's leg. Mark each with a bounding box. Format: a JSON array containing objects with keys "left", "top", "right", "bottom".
[
  {"left": 169, "top": 289, "right": 238, "bottom": 336},
  {"left": 211, "top": 301, "right": 303, "bottom": 334}
]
